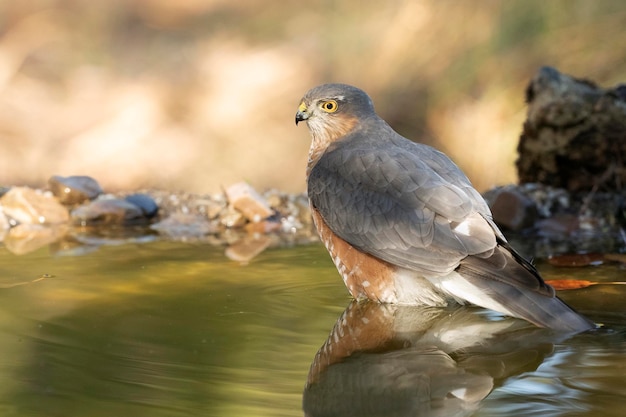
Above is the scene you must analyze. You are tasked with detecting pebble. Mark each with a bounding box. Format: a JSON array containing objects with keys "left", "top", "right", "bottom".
[
  {"left": 124, "top": 193, "right": 159, "bottom": 218},
  {"left": 219, "top": 205, "right": 247, "bottom": 228},
  {"left": 150, "top": 212, "right": 217, "bottom": 238},
  {"left": 49, "top": 237, "right": 100, "bottom": 257},
  {"left": 485, "top": 186, "right": 538, "bottom": 231},
  {"left": 1, "top": 187, "right": 70, "bottom": 224},
  {"left": 0, "top": 210, "right": 9, "bottom": 232},
  {"left": 547, "top": 253, "right": 605, "bottom": 267},
  {"left": 71, "top": 197, "right": 144, "bottom": 225},
  {"left": 3, "top": 223, "right": 68, "bottom": 255},
  {"left": 48, "top": 175, "right": 103, "bottom": 205},
  {"left": 245, "top": 220, "right": 282, "bottom": 234},
  {"left": 225, "top": 235, "right": 273, "bottom": 263},
  {"left": 0, "top": 179, "right": 320, "bottom": 260},
  {"left": 190, "top": 197, "right": 225, "bottom": 219},
  {"left": 10, "top": 174, "right": 624, "bottom": 263},
  {"left": 225, "top": 181, "right": 274, "bottom": 222},
  {"left": 535, "top": 214, "right": 581, "bottom": 239}
]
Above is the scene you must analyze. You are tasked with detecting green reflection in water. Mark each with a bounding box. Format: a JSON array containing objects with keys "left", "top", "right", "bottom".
[
  {"left": 0, "top": 241, "right": 623, "bottom": 417},
  {"left": 0, "top": 242, "right": 346, "bottom": 417}
]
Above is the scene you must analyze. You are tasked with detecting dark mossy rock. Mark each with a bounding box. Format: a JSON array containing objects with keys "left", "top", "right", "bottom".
[{"left": 517, "top": 66, "right": 626, "bottom": 192}]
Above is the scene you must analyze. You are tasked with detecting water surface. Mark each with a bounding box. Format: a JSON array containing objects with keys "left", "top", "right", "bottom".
[{"left": 0, "top": 241, "right": 623, "bottom": 416}]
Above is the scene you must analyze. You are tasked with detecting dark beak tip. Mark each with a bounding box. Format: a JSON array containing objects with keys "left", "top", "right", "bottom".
[{"left": 295, "top": 108, "right": 307, "bottom": 126}]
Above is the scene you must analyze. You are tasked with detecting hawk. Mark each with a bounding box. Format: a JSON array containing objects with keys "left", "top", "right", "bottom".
[{"left": 296, "top": 83, "right": 594, "bottom": 333}]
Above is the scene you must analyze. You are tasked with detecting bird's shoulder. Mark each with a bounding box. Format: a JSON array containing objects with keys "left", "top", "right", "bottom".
[
  {"left": 307, "top": 130, "right": 498, "bottom": 274},
  {"left": 308, "top": 131, "right": 488, "bottom": 220}
]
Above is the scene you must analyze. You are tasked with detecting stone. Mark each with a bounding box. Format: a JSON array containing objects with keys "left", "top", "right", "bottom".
[
  {"left": 245, "top": 220, "right": 282, "bottom": 234},
  {"left": 190, "top": 198, "right": 225, "bottom": 219},
  {"left": 264, "top": 189, "right": 286, "bottom": 209},
  {"left": 4, "top": 223, "right": 68, "bottom": 255},
  {"left": 224, "top": 182, "right": 273, "bottom": 222},
  {"left": 48, "top": 175, "right": 103, "bottom": 205},
  {"left": 0, "top": 210, "right": 8, "bottom": 242},
  {"left": 0, "top": 210, "right": 10, "bottom": 231},
  {"left": 485, "top": 186, "right": 538, "bottom": 231},
  {"left": 517, "top": 66, "right": 626, "bottom": 192},
  {"left": 49, "top": 237, "right": 100, "bottom": 257},
  {"left": 125, "top": 193, "right": 159, "bottom": 218},
  {"left": 535, "top": 214, "right": 580, "bottom": 239},
  {"left": 219, "top": 206, "right": 247, "bottom": 228},
  {"left": 225, "top": 235, "right": 272, "bottom": 263},
  {"left": 1, "top": 187, "right": 70, "bottom": 224},
  {"left": 71, "top": 197, "right": 144, "bottom": 225},
  {"left": 547, "top": 253, "right": 605, "bottom": 267},
  {"left": 293, "top": 193, "right": 313, "bottom": 226},
  {"left": 150, "top": 213, "right": 217, "bottom": 238}
]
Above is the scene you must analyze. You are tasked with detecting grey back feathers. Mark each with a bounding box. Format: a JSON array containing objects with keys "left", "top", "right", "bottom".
[{"left": 308, "top": 114, "right": 496, "bottom": 275}]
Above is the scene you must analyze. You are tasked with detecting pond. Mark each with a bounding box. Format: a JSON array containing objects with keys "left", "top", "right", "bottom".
[{"left": 0, "top": 239, "right": 623, "bottom": 417}]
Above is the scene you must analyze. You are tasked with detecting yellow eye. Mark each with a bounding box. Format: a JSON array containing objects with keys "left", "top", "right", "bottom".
[{"left": 320, "top": 100, "right": 338, "bottom": 113}]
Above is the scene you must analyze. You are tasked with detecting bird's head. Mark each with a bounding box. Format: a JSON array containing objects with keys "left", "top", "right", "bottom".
[{"left": 296, "top": 84, "right": 377, "bottom": 146}]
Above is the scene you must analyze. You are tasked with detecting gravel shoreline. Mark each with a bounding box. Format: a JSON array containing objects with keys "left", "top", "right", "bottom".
[
  {"left": 1, "top": 175, "right": 625, "bottom": 262},
  {"left": 0, "top": 176, "right": 319, "bottom": 260}
]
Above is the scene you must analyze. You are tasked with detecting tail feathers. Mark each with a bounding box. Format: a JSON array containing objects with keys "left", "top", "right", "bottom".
[{"left": 456, "top": 246, "right": 596, "bottom": 333}]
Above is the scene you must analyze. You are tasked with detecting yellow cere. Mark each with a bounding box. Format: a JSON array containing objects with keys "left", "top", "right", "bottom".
[{"left": 298, "top": 102, "right": 308, "bottom": 113}]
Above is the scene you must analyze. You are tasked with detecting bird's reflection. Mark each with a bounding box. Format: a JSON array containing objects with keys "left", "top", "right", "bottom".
[{"left": 303, "top": 301, "right": 559, "bottom": 417}]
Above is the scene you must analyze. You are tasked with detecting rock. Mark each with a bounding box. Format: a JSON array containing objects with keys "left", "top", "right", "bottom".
[
  {"left": 48, "top": 175, "right": 103, "bottom": 205},
  {"left": 535, "top": 214, "right": 581, "bottom": 239},
  {"left": 280, "top": 214, "right": 304, "bottom": 234},
  {"left": 517, "top": 66, "right": 626, "bottom": 192},
  {"left": 245, "top": 219, "right": 282, "bottom": 234},
  {"left": 49, "top": 237, "right": 100, "bottom": 257},
  {"left": 220, "top": 227, "right": 246, "bottom": 245},
  {"left": 124, "top": 193, "right": 159, "bottom": 218},
  {"left": 264, "top": 189, "right": 286, "bottom": 210},
  {"left": 225, "top": 235, "right": 272, "bottom": 263},
  {"left": 0, "top": 210, "right": 8, "bottom": 242},
  {"left": 150, "top": 213, "right": 217, "bottom": 238},
  {"left": 69, "top": 230, "right": 156, "bottom": 247},
  {"left": 219, "top": 205, "right": 247, "bottom": 228},
  {"left": 1, "top": 187, "right": 70, "bottom": 224},
  {"left": 224, "top": 182, "right": 273, "bottom": 222},
  {"left": 292, "top": 193, "right": 313, "bottom": 226},
  {"left": 3, "top": 223, "right": 69, "bottom": 255},
  {"left": 547, "top": 253, "right": 605, "bottom": 267},
  {"left": 189, "top": 197, "right": 225, "bottom": 219},
  {"left": 485, "top": 186, "right": 538, "bottom": 231},
  {"left": 516, "top": 183, "right": 570, "bottom": 218},
  {"left": 71, "top": 197, "right": 144, "bottom": 225}
]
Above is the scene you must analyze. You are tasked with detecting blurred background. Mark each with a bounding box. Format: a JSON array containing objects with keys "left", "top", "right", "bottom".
[{"left": 0, "top": 0, "right": 625, "bottom": 194}]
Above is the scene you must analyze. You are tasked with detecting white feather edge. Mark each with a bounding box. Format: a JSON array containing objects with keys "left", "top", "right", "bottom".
[{"left": 392, "top": 267, "right": 517, "bottom": 318}]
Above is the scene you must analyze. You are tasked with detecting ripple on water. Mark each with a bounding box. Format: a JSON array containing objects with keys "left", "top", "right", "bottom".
[{"left": 0, "top": 241, "right": 623, "bottom": 416}]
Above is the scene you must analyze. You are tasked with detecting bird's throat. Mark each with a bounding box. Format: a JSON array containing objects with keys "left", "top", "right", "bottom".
[{"left": 305, "top": 116, "right": 358, "bottom": 174}]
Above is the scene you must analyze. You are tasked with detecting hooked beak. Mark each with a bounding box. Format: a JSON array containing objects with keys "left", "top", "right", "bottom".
[{"left": 295, "top": 102, "right": 309, "bottom": 125}]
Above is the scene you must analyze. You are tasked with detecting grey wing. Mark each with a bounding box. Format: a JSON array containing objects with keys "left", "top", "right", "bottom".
[
  {"left": 426, "top": 153, "right": 491, "bottom": 213},
  {"left": 394, "top": 138, "right": 493, "bottom": 218},
  {"left": 456, "top": 246, "right": 595, "bottom": 331},
  {"left": 308, "top": 140, "right": 497, "bottom": 275}
]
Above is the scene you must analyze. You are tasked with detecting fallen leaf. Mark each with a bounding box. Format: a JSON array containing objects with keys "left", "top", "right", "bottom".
[{"left": 545, "top": 279, "right": 597, "bottom": 290}]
